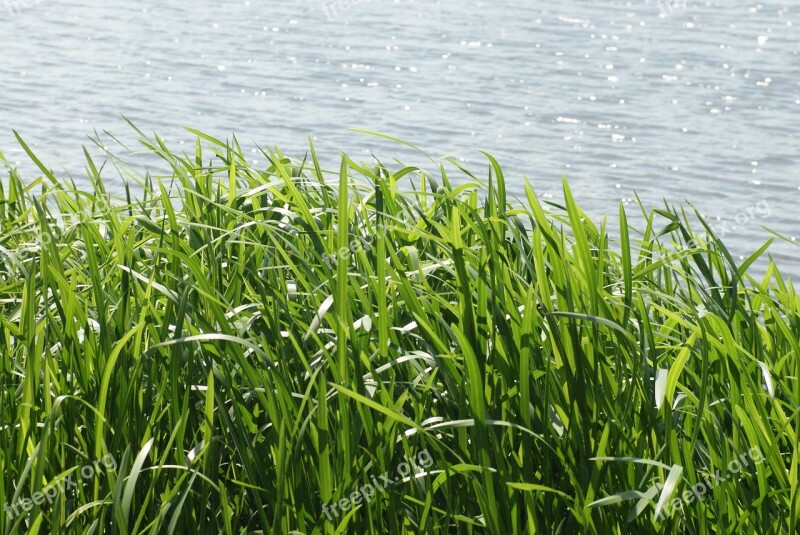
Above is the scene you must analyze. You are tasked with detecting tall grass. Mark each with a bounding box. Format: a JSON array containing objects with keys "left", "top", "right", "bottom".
[{"left": 0, "top": 127, "right": 797, "bottom": 534}]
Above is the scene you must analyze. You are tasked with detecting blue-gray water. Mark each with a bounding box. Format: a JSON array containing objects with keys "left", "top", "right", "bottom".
[{"left": 1, "top": 0, "right": 798, "bottom": 270}]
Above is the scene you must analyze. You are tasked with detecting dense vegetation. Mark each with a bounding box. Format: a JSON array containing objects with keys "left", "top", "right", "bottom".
[{"left": 0, "top": 128, "right": 798, "bottom": 534}]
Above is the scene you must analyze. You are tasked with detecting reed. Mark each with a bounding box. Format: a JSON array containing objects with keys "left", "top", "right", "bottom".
[{"left": 0, "top": 127, "right": 797, "bottom": 533}]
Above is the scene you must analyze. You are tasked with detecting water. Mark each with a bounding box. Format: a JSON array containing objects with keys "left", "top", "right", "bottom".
[{"left": 1, "top": 0, "right": 798, "bottom": 271}]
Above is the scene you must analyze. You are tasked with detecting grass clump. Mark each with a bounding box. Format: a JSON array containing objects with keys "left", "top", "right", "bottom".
[{"left": 0, "top": 127, "right": 798, "bottom": 534}]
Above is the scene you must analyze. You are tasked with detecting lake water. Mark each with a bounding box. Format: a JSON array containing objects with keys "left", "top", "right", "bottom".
[{"left": 1, "top": 0, "right": 798, "bottom": 271}]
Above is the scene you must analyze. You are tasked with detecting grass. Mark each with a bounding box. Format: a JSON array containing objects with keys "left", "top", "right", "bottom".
[{"left": 0, "top": 126, "right": 798, "bottom": 534}]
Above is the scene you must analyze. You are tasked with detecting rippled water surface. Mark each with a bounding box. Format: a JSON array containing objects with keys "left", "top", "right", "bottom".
[{"left": 1, "top": 0, "right": 798, "bottom": 268}]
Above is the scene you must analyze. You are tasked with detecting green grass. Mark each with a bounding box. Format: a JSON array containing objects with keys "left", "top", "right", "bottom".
[{"left": 0, "top": 127, "right": 798, "bottom": 534}]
